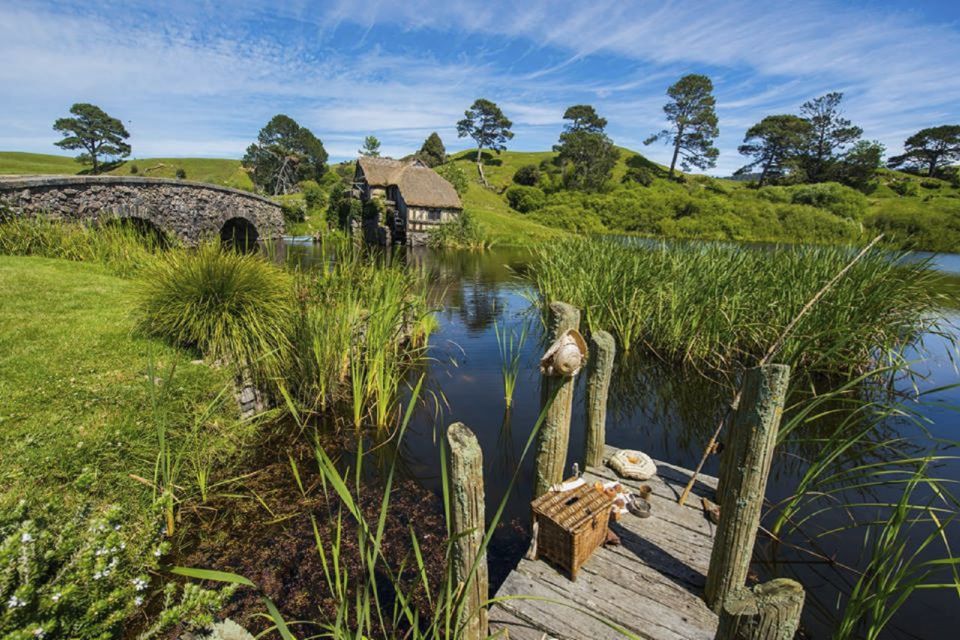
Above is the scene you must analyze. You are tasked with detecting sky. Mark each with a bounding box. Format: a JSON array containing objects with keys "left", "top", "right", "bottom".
[{"left": 2, "top": 0, "right": 959, "bottom": 176}]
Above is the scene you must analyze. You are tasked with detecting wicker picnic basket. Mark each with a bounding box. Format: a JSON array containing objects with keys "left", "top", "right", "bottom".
[{"left": 531, "top": 482, "right": 614, "bottom": 580}]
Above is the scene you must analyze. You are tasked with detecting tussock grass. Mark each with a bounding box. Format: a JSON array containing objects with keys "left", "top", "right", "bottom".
[
  {"left": 137, "top": 242, "right": 295, "bottom": 384},
  {"left": 529, "top": 237, "right": 946, "bottom": 375}
]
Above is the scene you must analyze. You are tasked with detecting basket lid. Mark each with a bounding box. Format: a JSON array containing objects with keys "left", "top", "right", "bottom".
[{"left": 532, "top": 483, "right": 614, "bottom": 530}]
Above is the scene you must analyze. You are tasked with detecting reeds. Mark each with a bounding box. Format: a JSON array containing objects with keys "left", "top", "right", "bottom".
[
  {"left": 529, "top": 237, "right": 947, "bottom": 376},
  {"left": 494, "top": 316, "right": 528, "bottom": 409}
]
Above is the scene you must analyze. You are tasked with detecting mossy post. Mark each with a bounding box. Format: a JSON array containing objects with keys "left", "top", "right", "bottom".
[
  {"left": 534, "top": 302, "right": 580, "bottom": 497},
  {"left": 705, "top": 364, "right": 790, "bottom": 612},
  {"left": 585, "top": 330, "right": 615, "bottom": 468},
  {"left": 715, "top": 579, "right": 805, "bottom": 640},
  {"left": 446, "top": 422, "right": 488, "bottom": 640}
]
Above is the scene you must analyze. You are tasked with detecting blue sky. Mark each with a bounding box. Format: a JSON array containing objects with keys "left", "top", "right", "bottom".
[{"left": 2, "top": 0, "right": 959, "bottom": 175}]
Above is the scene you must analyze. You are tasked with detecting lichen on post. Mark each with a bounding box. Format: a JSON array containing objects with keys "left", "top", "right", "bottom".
[
  {"left": 715, "top": 578, "right": 805, "bottom": 640},
  {"left": 446, "top": 422, "right": 488, "bottom": 640},
  {"left": 705, "top": 363, "right": 790, "bottom": 612},
  {"left": 584, "top": 329, "right": 615, "bottom": 468},
  {"left": 534, "top": 302, "right": 581, "bottom": 498}
]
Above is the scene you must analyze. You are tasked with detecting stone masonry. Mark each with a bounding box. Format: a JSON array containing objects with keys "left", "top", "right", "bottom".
[{"left": 0, "top": 175, "right": 284, "bottom": 244}]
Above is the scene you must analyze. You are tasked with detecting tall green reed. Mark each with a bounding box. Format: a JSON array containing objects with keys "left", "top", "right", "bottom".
[{"left": 494, "top": 317, "right": 528, "bottom": 409}]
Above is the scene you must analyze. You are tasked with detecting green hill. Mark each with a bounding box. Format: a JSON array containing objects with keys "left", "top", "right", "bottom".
[{"left": 0, "top": 152, "right": 253, "bottom": 191}]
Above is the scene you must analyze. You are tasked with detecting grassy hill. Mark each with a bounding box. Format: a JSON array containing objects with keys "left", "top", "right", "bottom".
[{"left": 0, "top": 152, "right": 253, "bottom": 191}]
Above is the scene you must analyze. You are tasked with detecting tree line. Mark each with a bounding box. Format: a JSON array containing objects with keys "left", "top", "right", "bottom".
[{"left": 50, "top": 86, "right": 960, "bottom": 195}]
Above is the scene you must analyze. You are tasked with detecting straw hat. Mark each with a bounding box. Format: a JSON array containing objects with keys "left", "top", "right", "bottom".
[{"left": 607, "top": 449, "right": 657, "bottom": 480}]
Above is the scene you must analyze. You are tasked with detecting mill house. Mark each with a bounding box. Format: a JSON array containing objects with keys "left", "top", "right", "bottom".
[{"left": 353, "top": 156, "right": 463, "bottom": 244}]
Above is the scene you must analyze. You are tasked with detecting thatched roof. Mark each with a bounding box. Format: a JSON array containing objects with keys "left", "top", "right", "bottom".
[{"left": 357, "top": 156, "right": 462, "bottom": 209}]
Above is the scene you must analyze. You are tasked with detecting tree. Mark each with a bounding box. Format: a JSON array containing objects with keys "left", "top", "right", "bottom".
[
  {"left": 798, "top": 92, "right": 862, "bottom": 182},
  {"left": 553, "top": 104, "right": 619, "bottom": 191},
  {"left": 417, "top": 132, "right": 446, "bottom": 167},
  {"left": 52, "top": 103, "right": 131, "bottom": 174},
  {"left": 242, "top": 115, "right": 328, "bottom": 195},
  {"left": 644, "top": 74, "right": 719, "bottom": 178},
  {"left": 887, "top": 125, "right": 960, "bottom": 177},
  {"left": 736, "top": 115, "right": 811, "bottom": 187},
  {"left": 456, "top": 98, "right": 514, "bottom": 185},
  {"left": 839, "top": 140, "right": 884, "bottom": 189},
  {"left": 359, "top": 135, "right": 381, "bottom": 157}
]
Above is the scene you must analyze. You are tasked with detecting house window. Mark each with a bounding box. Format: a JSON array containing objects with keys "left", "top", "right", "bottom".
[{"left": 428, "top": 209, "right": 442, "bottom": 221}]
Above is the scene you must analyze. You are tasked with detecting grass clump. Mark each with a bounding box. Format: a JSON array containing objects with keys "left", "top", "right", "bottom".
[
  {"left": 0, "top": 216, "right": 166, "bottom": 277},
  {"left": 137, "top": 243, "right": 295, "bottom": 384},
  {"left": 529, "top": 237, "right": 945, "bottom": 374}
]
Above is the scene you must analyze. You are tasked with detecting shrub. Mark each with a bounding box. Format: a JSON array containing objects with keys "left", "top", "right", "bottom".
[
  {"left": 129, "top": 163, "right": 139, "bottom": 175},
  {"left": 426, "top": 209, "right": 488, "bottom": 250},
  {"left": 434, "top": 163, "right": 468, "bottom": 196},
  {"left": 362, "top": 197, "right": 385, "bottom": 224},
  {"left": 505, "top": 185, "right": 546, "bottom": 213},
  {"left": 300, "top": 179, "right": 325, "bottom": 211},
  {"left": 622, "top": 167, "right": 654, "bottom": 187},
  {"left": 277, "top": 194, "right": 306, "bottom": 223},
  {"left": 789, "top": 182, "right": 868, "bottom": 219},
  {"left": 137, "top": 243, "right": 295, "bottom": 384},
  {"left": 890, "top": 180, "right": 920, "bottom": 197},
  {"left": 528, "top": 204, "right": 604, "bottom": 234},
  {"left": 512, "top": 164, "right": 541, "bottom": 186},
  {"left": 920, "top": 179, "right": 942, "bottom": 190},
  {"left": 175, "top": 168, "right": 187, "bottom": 180}
]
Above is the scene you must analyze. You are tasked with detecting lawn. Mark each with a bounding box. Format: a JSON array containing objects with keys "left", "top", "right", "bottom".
[{"left": 0, "top": 255, "right": 242, "bottom": 515}]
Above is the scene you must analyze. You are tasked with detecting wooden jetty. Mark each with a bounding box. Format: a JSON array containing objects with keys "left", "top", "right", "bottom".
[{"left": 489, "top": 445, "right": 720, "bottom": 640}]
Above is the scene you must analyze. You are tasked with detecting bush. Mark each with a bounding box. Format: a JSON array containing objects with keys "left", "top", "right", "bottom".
[
  {"left": 426, "top": 209, "right": 488, "bottom": 249},
  {"left": 505, "top": 185, "right": 546, "bottom": 213},
  {"left": 890, "top": 180, "right": 920, "bottom": 197},
  {"left": 300, "top": 180, "right": 325, "bottom": 210},
  {"left": 622, "top": 167, "right": 654, "bottom": 187},
  {"left": 137, "top": 243, "right": 295, "bottom": 384},
  {"left": 175, "top": 168, "right": 187, "bottom": 180},
  {"left": 434, "top": 163, "right": 468, "bottom": 196},
  {"left": 362, "top": 197, "right": 386, "bottom": 224},
  {"left": 129, "top": 164, "right": 139, "bottom": 175},
  {"left": 528, "top": 204, "right": 605, "bottom": 234},
  {"left": 920, "top": 179, "right": 942, "bottom": 190},
  {"left": 512, "top": 164, "right": 541, "bottom": 186},
  {"left": 277, "top": 194, "right": 306, "bottom": 223},
  {"left": 788, "top": 182, "right": 867, "bottom": 219}
]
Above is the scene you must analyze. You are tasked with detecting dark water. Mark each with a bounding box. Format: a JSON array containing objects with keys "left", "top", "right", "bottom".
[{"left": 280, "top": 238, "right": 960, "bottom": 639}]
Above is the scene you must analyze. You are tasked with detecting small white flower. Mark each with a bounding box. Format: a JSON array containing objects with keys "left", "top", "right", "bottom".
[
  {"left": 21, "top": 532, "right": 33, "bottom": 543},
  {"left": 153, "top": 547, "right": 163, "bottom": 557},
  {"left": 51, "top": 592, "right": 62, "bottom": 603},
  {"left": 93, "top": 571, "right": 103, "bottom": 580},
  {"left": 132, "top": 577, "right": 148, "bottom": 591},
  {"left": 134, "top": 596, "right": 144, "bottom": 607},
  {"left": 33, "top": 628, "right": 45, "bottom": 638},
  {"left": 114, "top": 524, "right": 121, "bottom": 531},
  {"left": 120, "top": 542, "right": 126, "bottom": 550},
  {"left": 7, "top": 595, "right": 25, "bottom": 609}
]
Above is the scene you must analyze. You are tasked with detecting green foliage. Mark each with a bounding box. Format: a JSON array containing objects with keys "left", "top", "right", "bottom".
[
  {"left": 0, "top": 216, "right": 166, "bottom": 278},
  {"left": 359, "top": 135, "right": 381, "bottom": 157},
  {"left": 504, "top": 185, "right": 545, "bottom": 213},
  {"left": 175, "top": 168, "right": 187, "bottom": 180},
  {"left": 528, "top": 204, "right": 604, "bottom": 234},
  {"left": 435, "top": 162, "right": 468, "bottom": 196},
  {"left": 622, "top": 166, "right": 654, "bottom": 187},
  {"left": 327, "top": 182, "right": 360, "bottom": 229},
  {"left": 529, "top": 237, "right": 943, "bottom": 375},
  {"left": 300, "top": 179, "right": 325, "bottom": 211},
  {"left": 276, "top": 194, "right": 306, "bottom": 223},
  {"left": 129, "top": 163, "right": 138, "bottom": 175},
  {"left": 137, "top": 243, "right": 295, "bottom": 385},
  {"left": 456, "top": 98, "right": 514, "bottom": 163},
  {"left": 789, "top": 182, "right": 868, "bottom": 219},
  {"left": 554, "top": 105, "right": 618, "bottom": 191},
  {"left": 839, "top": 140, "right": 885, "bottom": 189},
  {"left": 53, "top": 103, "right": 131, "bottom": 174},
  {"left": 416, "top": 132, "right": 446, "bottom": 167},
  {"left": 242, "top": 114, "right": 328, "bottom": 195},
  {"left": 512, "top": 164, "right": 540, "bottom": 186},
  {"left": 362, "top": 197, "right": 386, "bottom": 224},
  {"left": 865, "top": 197, "right": 960, "bottom": 252},
  {"left": 737, "top": 114, "right": 811, "bottom": 186},
  {"left": 888, "top": 124, "right": 960, "bottom": 176},
  {"left": 645, "top": 74, "right": 719, "bottom": 176},
  {"left": 426, "top": 209, "right": 489, "bottom": 250},
  {"left": 890, "top": 180, "right": 920, "bottom": 197},
  {"left": 798, "top": 92, "right": 863, "bottom": 183}
]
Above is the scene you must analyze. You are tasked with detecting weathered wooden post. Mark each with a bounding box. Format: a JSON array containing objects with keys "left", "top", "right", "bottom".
[
  {"left": 584, "top": 329, "right": 615, "bottom": 468},
  {"left": 447, "top": 422, "right": 489, "bottom": 640},
  {"left": 705, "top": 364, "right": 790, "bottom": 612},
  {"left": 533, "top": 302, "right": 581, "bottom": 498},
  {"left": 715, "top": 579, "right": 805, "bottom": 640}
]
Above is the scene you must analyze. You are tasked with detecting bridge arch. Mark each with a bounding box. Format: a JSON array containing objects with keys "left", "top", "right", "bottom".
[
  {"left": 0, "top": 175, "right": 284, "bottom": 245},
  {"left": 220, "top": 216, "right": 260, "bottom": 252}
]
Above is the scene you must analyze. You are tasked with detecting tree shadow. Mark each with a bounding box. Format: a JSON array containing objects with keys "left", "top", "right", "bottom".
[
  {"left": 77, "top": 159, "right": 126, "bottom": 175},
  {"left": 625, "top": 153, "right": 669, "bottom": 179},
  {"left": 454, "top": 150, "right": 503, "bottom": 166}
]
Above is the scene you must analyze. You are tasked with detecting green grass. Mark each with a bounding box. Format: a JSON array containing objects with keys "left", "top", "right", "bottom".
[
  {"left": 0, "top": 151, "right": 254, "bottom": 191},
  {"left": 0, "top": 255, "right": 240, "bottom": 513}
]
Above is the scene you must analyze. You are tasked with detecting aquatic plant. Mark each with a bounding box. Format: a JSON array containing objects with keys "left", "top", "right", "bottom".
[
  {"left": 494, "top": 316, "right": 529, "bottom": 409},
  {"left": 137, "top": 242, "right": 295, "bottom": 385},
  {"left": 529, "top": 237, "right": 947, "bottom": 376}
]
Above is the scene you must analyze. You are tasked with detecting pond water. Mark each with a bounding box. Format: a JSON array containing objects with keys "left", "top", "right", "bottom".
[{"left": 280, "top": 238, "right": 960, "bottom": 639}]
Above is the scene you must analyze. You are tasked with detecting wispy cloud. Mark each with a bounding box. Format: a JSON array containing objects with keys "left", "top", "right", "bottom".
[{"left": 1, "top": 0, "right": 958, "bottom": 175}]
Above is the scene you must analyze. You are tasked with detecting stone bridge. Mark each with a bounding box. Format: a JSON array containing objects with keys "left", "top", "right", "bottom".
[{"left": 0, "top": 175, "right": 284, "bottom": 245}]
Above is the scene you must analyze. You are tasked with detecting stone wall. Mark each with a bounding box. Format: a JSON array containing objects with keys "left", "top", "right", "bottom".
[{"left": 0, "top": 176, "right": 284, "bottom": 244}]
